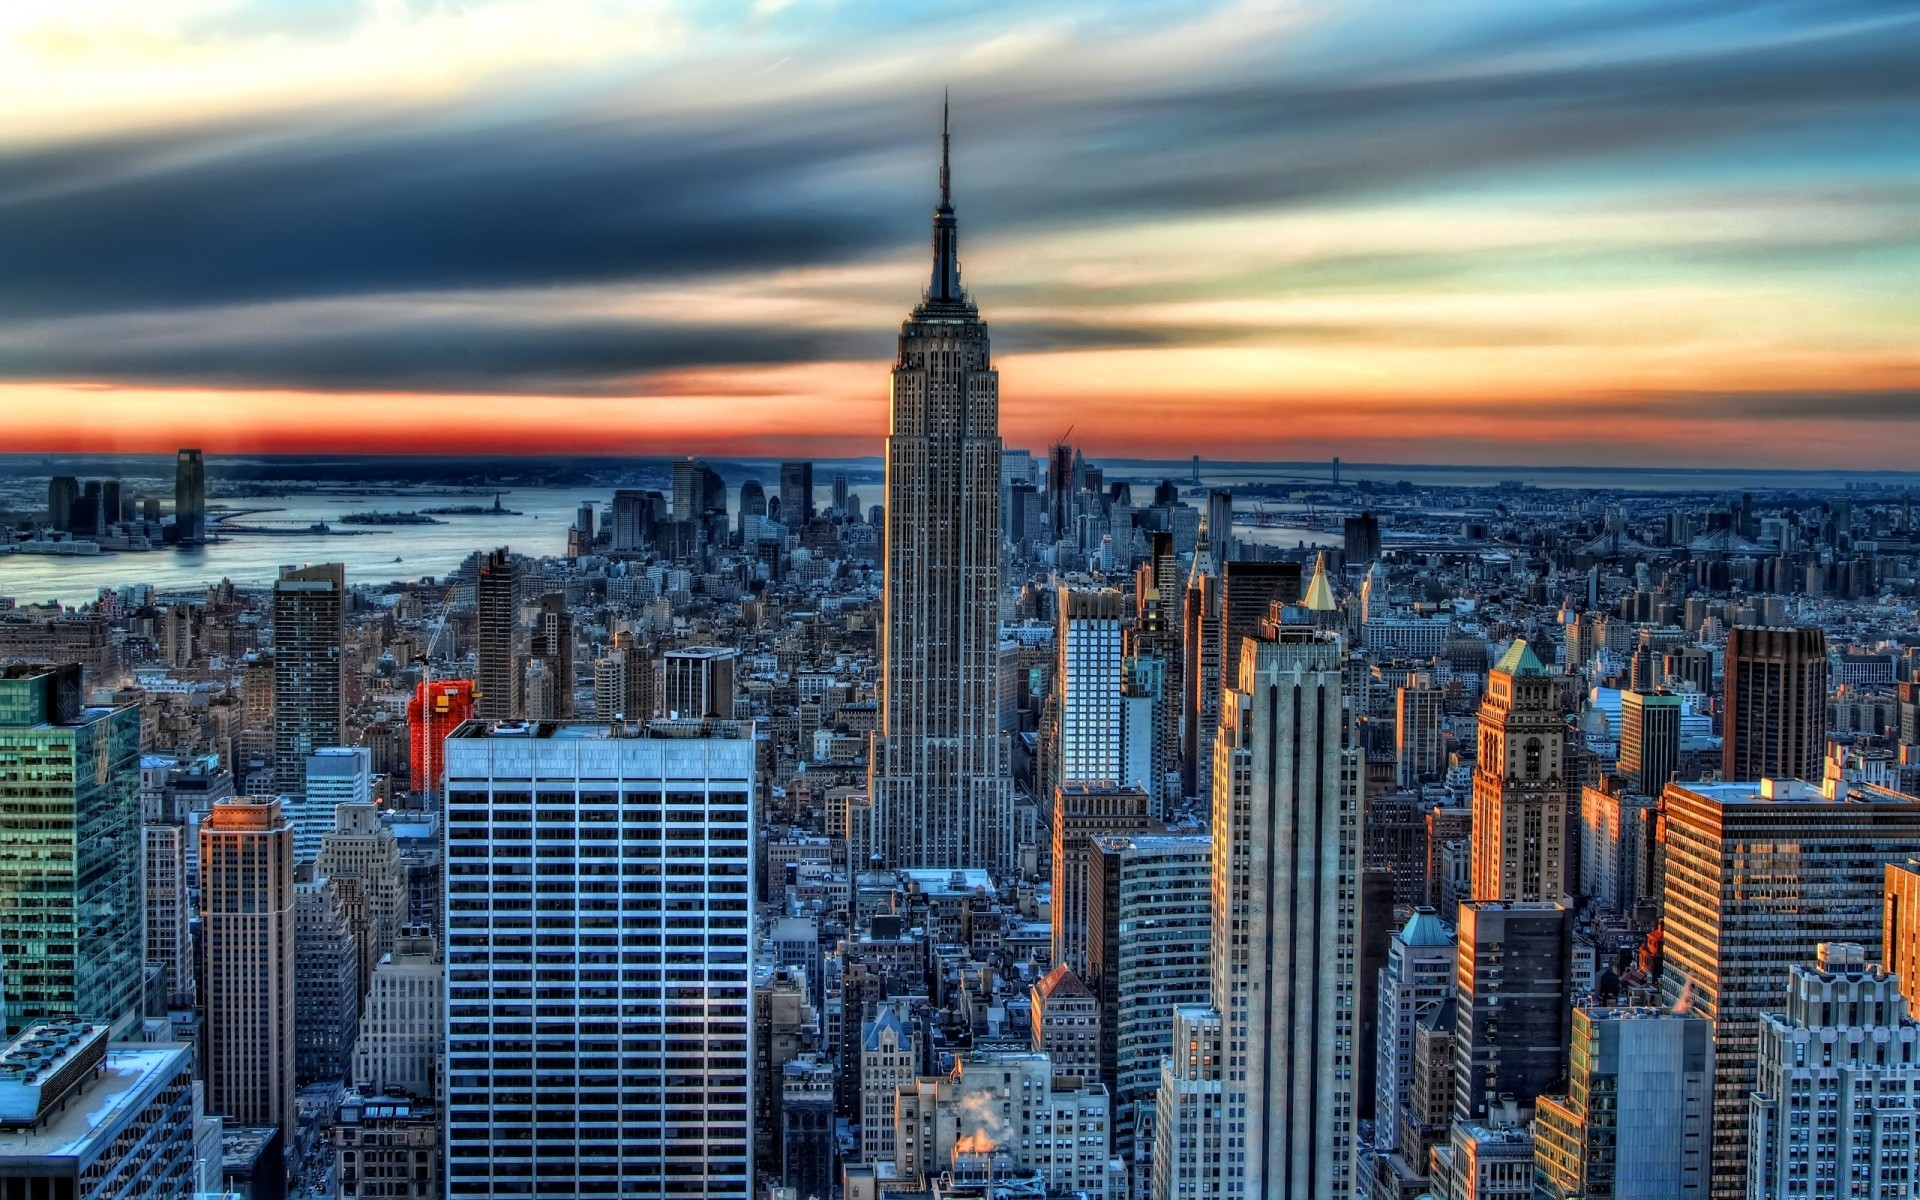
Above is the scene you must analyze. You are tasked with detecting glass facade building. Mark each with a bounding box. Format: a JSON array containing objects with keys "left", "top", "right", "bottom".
[{"left": 0, "top": 664, "right": 143, "bottom": 1036}]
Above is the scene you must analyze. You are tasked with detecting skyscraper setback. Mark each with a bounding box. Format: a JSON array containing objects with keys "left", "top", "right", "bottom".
[{"left": 869, "top": 105, "right": 1013, "bottom": 873}]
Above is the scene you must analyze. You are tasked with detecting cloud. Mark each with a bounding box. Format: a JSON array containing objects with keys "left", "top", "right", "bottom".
[{"left": 0, "top": 0, "right": 1915, "bottom": 451}]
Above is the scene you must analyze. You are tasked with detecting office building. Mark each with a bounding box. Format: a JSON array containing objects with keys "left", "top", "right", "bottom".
[
  {"left": 1371, "top": 908, "right": 1455, "bottom": 1161},
  {"left": 1152, "top": 1006, "right": 1225, "bottom": 1200},
  {"left": 1396, "top": 677, "right": 1445, "bottom": 789},
  {"left": 1533, "top": 1006, "right": 1712, "bottom": 1200},
  {"left": 352, "top": 927, "right": 442, "bottom": 1101},
  {"left": 593, "top": 645, "right": 657, "bottom": 722},
  {"left": 1748, "top": 943, "right": 1920, "bottom": 1200},
  {"left": 868, "top": 111, "right": 1014, "bottom": 874},
  {"left": 1206, "top": 490, "right": 1235, "bottom": 563},
  {"left": 1032, "top": 964, "right": 1101, "bottom": 1080},
  {"left": 1658, "top": 777, "right": 1920, "bottom": 1199},
  {"left": 1217, "top": 560, "right": 1303, "bottom": 669},
  {"left": 442, "top": 718, "right": 755, "bottom": 1198},
  {"left": 671, "top": 458, "right": 726, "bottom": 524},
  {"left": 474, "top": 548, "right": 517, "bottom": 719},
  {"left": 662, "top": 646, "right": 736, "bottom": 719},
  {"left": 1343, "top": 511, "right": 1381, "bottom": 565},
  {"left": 0, "top": 1025, "right": 199, "bottom": 1200},
  {"left": 407, "top": 678, "right": 475, "bottom": 797},
  {"left": 1470, "top": 640, "right": 1569, "bottom": 903},
  {"left": 611, "top": 489, "right": 653, "bottom": 553},
  {"left": 1884, "top": 859, "right": 1920, "bottom": 1020},
  {"left": 332, "top": 1090, "right": 438, "bottom": 1200},
  {"left": 294, "top": 873, "right": 361, "bottom": 1082},
  {"left": 1180, "top": 526, "right": 1221, "bottom": 800},
  {"left": 315, "top": 802, "right": 408, "bottom": 986},
  {"left": 144, "top": 822, "right": 196, "bottom": 1009},
  {"left": 1211, "top": 622, "right": 1359, "bottom": 1199},
  {"left": 1453, "top": 901, "right": 1571, "bottom": 1122},
  {"left": 1052, "top": 783, "right": 1155, "bottom": 974},
  {"left": 780, "top": 1055, "right": 836, "bottom": 1198},
  {"left": 1723, "top": 625, "right": 1828, "bottom": 783},
  {"left": 1086, "top": 834, "right": 1212, "bottom": 1166},
  {"left": 1577, "top": 777, "right": 1653, "bottom": 913},
  {"left": 298, "top": 745, "right": 370, "bottom": 865},
  {"left": 859, "top": 1004, "right": 918, "bottom": 1167},
  {"left": 0, "top": 665, "right": 142, "bottom": 1035},
  {"left": 173, "top": 448, "right": 205, "bottom": 543},
  {"left": 1055, "top": 587, "right": 1127, "bottom": 788},
  {"left": 1432, "top": 1121, "right": 1534, "bottom": 1200},
  {"left": 528, "top": 592, "right": 573, "bottom": 718},
  {"left": 779, "top": 461, "right": 815, "bottom": 525},
  {"left": 1618, "top": 689, "right": 1682, "bottom": 796},
  {"left": 272, "top": 563, "right": 346, "bottom": 795},
  {"left": 893, "top": 1050, "right": 1111, "bottom": 1197},
  {"left": 201, "top": 798, "right": 297, "bottom": 1134},
  {"left": 46, "top": 475, "right": 77, "bottom": 533}
]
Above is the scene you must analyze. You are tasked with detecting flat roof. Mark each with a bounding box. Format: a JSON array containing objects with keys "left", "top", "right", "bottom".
[
  {"left": 0, "top": 1046, "right": 188, "bottom": 1163},
  {"left": 448, "top": 718, "right": 753, "bottom": 741}
]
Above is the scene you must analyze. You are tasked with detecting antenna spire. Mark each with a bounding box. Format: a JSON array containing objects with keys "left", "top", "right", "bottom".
[{"left": 939, "top": 88, "right": 951, "bottom": 209}]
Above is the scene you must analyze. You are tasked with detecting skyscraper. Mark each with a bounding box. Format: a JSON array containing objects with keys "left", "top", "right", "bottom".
[
  {"left": 1211, "top": 621, "right": 1360, "bottom": 1198},
  {"left": 1469, "top": 640, "right": 1568, "bottom": 903},
  {"left": 1748, "top": 943, "right": 1920, "bottom": 1200},
  {"left": 299, "top": 745, "right": 370, "bottom": 865},
  {"left": 293, "top": 871, "right": 361, "bottom": 1082},
  {"left": 0, "top": 664, "right": 143, "bottom": 1036},
  {"left": 1051, "top": 783, "right": 1154, "bottom": 974},
  {"left": 272, "top": 563, "right": 345, "bottom": 795},
  {"left": 1181, "top": 526, "right": 1221, "bottom": 800},
  {"left": 1723, "top": 625, "right": 1828, "bottom": 782},
  {"left": 528, "top": 592, "right": 573, "bottom": 718},
  {"left": 869, "top": 104, "right": 1013, "bottom": 873},
  {"left": 1087, "top": 834, "right": 1212, "bottom": 1171},
  {"left": 1452, "top": 901, "right": 1572, "bottom": 1123},
  {"left": 780, "top": 461, "right": 815, "bottom": 525},
  {"left": 46, "top": 474, "right": 77, "bottom": 532},
  {"left": 1618, "top": 688, "right": 1682, "bottom": 796},
  {"left": 1342, "top": 511, "right": 1381, "bottom": 565},
  {"left": 1371, "top": 908, "right": 1455, "bottom": 1164},
  {"left": 1217, "top": 560, "right": 1303, "bottom": 673},
  {"left": 1658, "top": 777, "right": 1920, "bottom": 1199},
  {"left": 442, "top": 718, "right": 755, "bottom": 1198},
  {"left": 474, "top": 548, "right": 516, "bottom": 719},
  {"left": 174, "top": 447, "right": 205, "bottom": 543},
  {"left": 1055, "top": 587, "right": 1127, "bottom": 788},
  {"left": 201, "top": 797, "right": 297, "bottom": 1134},
  {"left": 1533, "top": 1006, "right": 1712, "bottom": 1200},
  {"left": 662, "top": 646, "right": 736, "bottom": 719}
]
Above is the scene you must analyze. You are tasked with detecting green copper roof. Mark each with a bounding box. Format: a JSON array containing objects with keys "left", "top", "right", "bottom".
[{"left": 1494, "top": 638, "right": 1547, "bottom": 676}]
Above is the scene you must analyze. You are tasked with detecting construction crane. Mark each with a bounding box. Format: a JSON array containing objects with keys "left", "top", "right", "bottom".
[{"left": 410, "top": 583, "right": 461, "bottom": 802}]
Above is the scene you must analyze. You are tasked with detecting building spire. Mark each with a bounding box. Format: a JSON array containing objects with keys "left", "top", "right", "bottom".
[
  {"left": 940, "top": 88, "right": 952, "bottom": 211},
  {"left": 923, "top": 89, "right": 968, "bottom": 310}
]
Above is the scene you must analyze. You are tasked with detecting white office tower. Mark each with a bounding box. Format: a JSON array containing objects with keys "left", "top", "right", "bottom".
[
  {"left": 868, "top": 108, "right": 1014, "bottom": 874},
  {"left": 1749, "top": 942, "right": 1920, "bottom": 1200},
  {"left": 1056, "top": 588, "right": 1127, "bottom": 786},
  {"left": 1152, "top": 1006, "right": 1225, "bottom": 1200},
  {"left": 299, "top": 746, "right": 370, "bottom": 865},
  {"left": 1371, "top": 908, "right": 1456, "bottom": 1166},
  {"left": 1212, "top": 622, "right": 1360, "bottom": 1199},
  {"left": 443, "top": 719, "right": 755, "bottom": 1199}
]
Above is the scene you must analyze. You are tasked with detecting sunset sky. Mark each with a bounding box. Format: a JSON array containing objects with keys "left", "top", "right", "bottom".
[{"left": 2, "top": 0, "right": 1917, "bottom": 467}]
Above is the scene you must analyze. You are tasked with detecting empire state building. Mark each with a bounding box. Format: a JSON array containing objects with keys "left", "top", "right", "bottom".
[{"left": 869, "top": 105, "right": 1014, "bottom": 873}]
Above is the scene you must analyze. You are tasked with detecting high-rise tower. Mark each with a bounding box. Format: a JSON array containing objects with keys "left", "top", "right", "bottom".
[
  {"left": 869, "top": 100, "right": 1013, "bottom": 872},
  {"left": 272, "top": 563, "right": 345, "bottom": 796},
  {"left": 1469, "top": 639, "right": 1568, "bottom": 903}
]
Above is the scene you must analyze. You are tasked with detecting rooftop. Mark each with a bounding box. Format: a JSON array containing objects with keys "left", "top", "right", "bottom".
[
  {"left": 449, "top": 717, "right": 753, "bottom": 741},
  {"left": 0, "top": 1042, "right": 189, "bottom": 1162}
]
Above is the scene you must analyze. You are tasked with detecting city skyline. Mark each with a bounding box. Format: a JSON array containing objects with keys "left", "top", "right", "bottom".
[{"left": 4, "top": 1, "right": 1918, "bottom": 467}]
